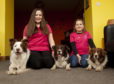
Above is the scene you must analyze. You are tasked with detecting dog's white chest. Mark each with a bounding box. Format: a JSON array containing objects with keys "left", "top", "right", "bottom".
[
  {"left": 11, "top": 53, "right": 26, "bottom": 66},
  {"left": 56, "top": 57, "right": 67, "bottom": 68}
]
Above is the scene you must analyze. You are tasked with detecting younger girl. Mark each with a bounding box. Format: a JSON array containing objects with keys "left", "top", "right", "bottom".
[{"left": 70, "top": 19, "right": 96, "bottom": 68}]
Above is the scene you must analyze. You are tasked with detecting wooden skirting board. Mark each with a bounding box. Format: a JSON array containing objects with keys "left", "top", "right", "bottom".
[{"left": 0, "top": 56, "right": 9, "bottom": 61}]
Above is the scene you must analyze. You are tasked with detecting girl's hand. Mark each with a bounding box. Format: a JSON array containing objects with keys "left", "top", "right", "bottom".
[
  {"left": 51, "top": 50, "right": 54, "bottom": 57},
  {"left": 77, "top": 54, "right": 81, "bottom": 65}
]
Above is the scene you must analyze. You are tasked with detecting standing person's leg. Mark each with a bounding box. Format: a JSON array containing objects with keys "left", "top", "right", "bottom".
[
  {"left": 27, "top": 51, "right": 43, "bottom": 69},
  {"left": 41, "top": 51, "right": 54, "bottom": 68},
  {"left": 80, "top": 54, "right": 88, "bottom": 68},
  {"left": 70, "top": 55, "right": 79, "bottom": 67}
]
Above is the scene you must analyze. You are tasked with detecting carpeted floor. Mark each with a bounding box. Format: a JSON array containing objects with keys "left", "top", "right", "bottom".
[{"left": 0, "top": 60, "right": 114, "bottom": 84}]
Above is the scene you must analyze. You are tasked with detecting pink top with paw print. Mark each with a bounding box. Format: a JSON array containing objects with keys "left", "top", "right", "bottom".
[{"left": 70, "top": 31, "right": 92, "bottom": 55}]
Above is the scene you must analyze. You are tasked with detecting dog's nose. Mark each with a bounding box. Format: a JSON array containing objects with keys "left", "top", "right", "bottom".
[
  {"left": 58, "top": 51, "right": 61, "bottom": 53},
  {"left": 16, "top": 48, "right": 20, "bottom": 52},
  {"left": 57, "top": 49, "right": 62, "bottom": 54},
  {"left": 58, "top": 50, "right": 62, "bottom": 54},
  {"left": 95, "top": 55, "right": 98, "bottom": 58}
]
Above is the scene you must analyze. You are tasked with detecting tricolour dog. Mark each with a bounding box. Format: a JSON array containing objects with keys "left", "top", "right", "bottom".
[
  {"left": 7, "top": 39, "right": 30, "bottom": 75},
  {"left": 51, "top": 45, "right": 71, "bottom": 71},
  {"left": 86, "top": 48, "right": 108, "bottom": 72}
]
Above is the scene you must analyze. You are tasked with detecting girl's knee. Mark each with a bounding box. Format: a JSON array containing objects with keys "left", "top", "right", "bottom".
[
  {"left": 70, "top": 60, "right": 78, "bottom": 67},
  {"left": 70, "top": 55, "right": 79, "bottom": 67},
  {"left": 80, "top": 60, "right": 88, "bottom": 68}
]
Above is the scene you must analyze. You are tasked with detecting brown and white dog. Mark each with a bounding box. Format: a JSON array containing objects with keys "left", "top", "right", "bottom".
[
  {"left": 51, "top": 45, "right": 71, "bottom": 71},
  {"left": 7, "top": 39, "right": 30, "bottom": 75},
  {"left": 86, "top": 48, "right": 108, "bottom": 72}
]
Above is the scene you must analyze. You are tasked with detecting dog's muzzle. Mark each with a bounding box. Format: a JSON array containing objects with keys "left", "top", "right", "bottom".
[
  {"left": 15, "top": 48, "right": 21, "bottom": 55},
  {"left": 57, "top": 50, "right": 63, "bottom": 56}
]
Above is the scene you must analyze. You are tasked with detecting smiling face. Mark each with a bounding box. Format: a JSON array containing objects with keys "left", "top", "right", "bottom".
[
  {"left": 74, "top": 20, "right": 84, "bottom": 33},
  {"left": 35, "top": 10, "right": 43, "bottom": 24}
]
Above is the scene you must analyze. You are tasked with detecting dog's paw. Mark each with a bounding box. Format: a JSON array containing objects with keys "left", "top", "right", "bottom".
[
  {"left": 50, "top": 67, "right": 56, "bottom": 71},
  {"left": 16, "top": 71, "right": 22, "bottom": 74},
  {"left": 16, "top": 69, "right": 25, "bottom": 74},
  {"left": 24, "top": 68, "right": 31, "bottom": 71},
  {"left": 86, "top": 67, "right": 91, "bottom": 71},
  {"left": 86, "top": 66, "right": 92, "bottom": 71},
  {"left": 7, "top": 71, "right": 17, "bottom": 75},
  {"left": 6, "top": 71, "right": 10, "bottom": 75},
  {"left": 95, "top": 69, "right": 102, "bottom": 72},
  {"left": 50, "top": 64, "right": 56, "bottom": 71},
  {"left": 95, "top": 67, "right": 103, "bottom": 72},
  {"left": 66, "top": 64, "right": 71, "bottom": 71},
  {"left": 66, "top": 67, "right": 71, "bottom": 71}
]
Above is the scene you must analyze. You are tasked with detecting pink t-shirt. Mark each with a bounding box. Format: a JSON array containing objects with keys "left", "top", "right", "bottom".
[
  {"left": 70, "top": 31, "right": 92, "bottom": 55},
  {"left": 23, "top": 24, "right": 52, "bottom": 51}
]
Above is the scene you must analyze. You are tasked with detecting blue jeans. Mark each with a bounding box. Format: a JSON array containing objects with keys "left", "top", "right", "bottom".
[{"left": 70, "top": 54, "right": 88, "bottom": 68}]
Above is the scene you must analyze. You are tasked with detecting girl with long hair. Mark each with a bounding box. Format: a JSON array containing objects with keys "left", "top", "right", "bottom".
[{"left": 23, "top": 8, "right": 55, "bottom": 69}]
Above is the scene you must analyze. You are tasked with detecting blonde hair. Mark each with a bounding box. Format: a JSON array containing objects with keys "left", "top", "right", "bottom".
[{"left": 73, "top": 19, "right": 86, "bottom": 32}]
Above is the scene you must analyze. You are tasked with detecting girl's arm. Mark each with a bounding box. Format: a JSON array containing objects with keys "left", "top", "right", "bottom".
[
  {"left": 71, "top": 42, "right": 81, "bottom": 64},
  {"left": 70, "top": 34, "right": 80, "bottom": 56},
  {"left": 70, "top": 42, "right": 78, "bottom": 55},
  {"left": 23, "top": 36, "right": 27, "bottom": 39},
  {"left": 23, "top": 25, "right": 28, "bottom": 39},
  {"left": 71, "top": 42, "right": 80, "bottom": 56},
  {"left": 48, "top": 33, "right": 55, "bottom": 49},
  {"left": 88, "top": 39, "right": 96, "bottom": 48}
]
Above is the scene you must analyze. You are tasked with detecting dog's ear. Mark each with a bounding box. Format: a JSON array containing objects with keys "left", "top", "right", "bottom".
[
  {"left": 65, "top": 45, "right": 70, "bottom": 53},
  {"left": 98, "top": 48, "right": 106, "bottom": 63},
  {"left": 21, "top": 39, "right": 28, "bottom": 52},
  {"left": 22, "top": 39, "right": 28, "bottom": 44},
  {"left": 89, "top": 48, "right": 94, "bottom": 56},
  {"left": 100, "top": 49, "right": 107, "bottom": 56},
  {"left": 9, "top": 39, "right": 16, "bottom": 50},
  {"left": 22, "top": 39, "right": 28, "bottom": 46},
  {"left": 89, "top": 48, "right": 95, "bottom": 63}
]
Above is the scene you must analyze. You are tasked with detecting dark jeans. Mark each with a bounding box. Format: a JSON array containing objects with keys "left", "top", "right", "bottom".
[
  {"left": 27, "top": 51, "right": 54, "bottom": 69},
  {"left": 70, "top": 54, "right": 88, "bottom": 68}
]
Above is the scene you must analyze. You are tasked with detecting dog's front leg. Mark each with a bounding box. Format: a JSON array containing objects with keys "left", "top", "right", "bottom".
[
  {"left": 16, "top": 65, "right": 26, "bottom": 74},
  {"left": 17, "top": 66, "right": 30, "bottom": 74},
  {"left": 16, "top": 68, "right": 24, "bottom": 74},
  {"left": 7, "top": 65, "right": 17, "bottom": 75},
  {"left": 86, "top": 65, "right": 92, "bottom": 71},
  {"left": 51, "top": 64, "right": 56, "bottom": 70},
  {"left": 66, "top": 63, "right": 71, "bottom": 71}
]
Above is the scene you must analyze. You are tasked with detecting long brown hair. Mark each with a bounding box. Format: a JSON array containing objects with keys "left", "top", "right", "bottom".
[
  {"left": 73, "top": 18, "right": 86, "bottom": 32},
  {"left": 26, "top": 8, "right": 49, "bottom": 36}
]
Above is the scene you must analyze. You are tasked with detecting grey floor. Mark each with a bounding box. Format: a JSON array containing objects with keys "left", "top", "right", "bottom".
[{"left": 0, "top": 60, "right": 114, "bottom": 84}]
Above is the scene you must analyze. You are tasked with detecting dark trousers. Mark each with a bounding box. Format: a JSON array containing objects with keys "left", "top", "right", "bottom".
[{"left": 27, "top": 51, "right": 54, "bottom": 69}]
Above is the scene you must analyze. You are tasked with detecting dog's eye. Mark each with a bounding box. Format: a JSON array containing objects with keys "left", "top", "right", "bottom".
[{"left": 14, "top": 45, "right": 17, "bottom": 47}]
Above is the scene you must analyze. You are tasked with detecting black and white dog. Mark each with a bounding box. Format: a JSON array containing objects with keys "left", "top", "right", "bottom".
[
  {"left": 86, "top": 48, "right": 108, "bottom": 72},
  {"left": 51, "top": 45, "right": 71, "bottom": 70},
  {"left": 7, "top": 39, "right": 30, "bottom": 75}
]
